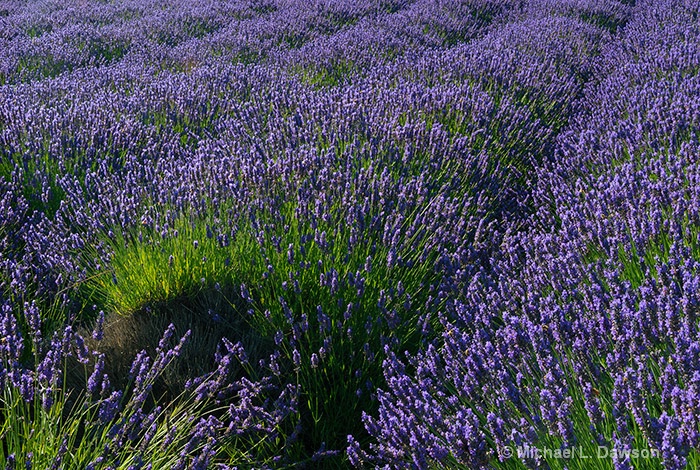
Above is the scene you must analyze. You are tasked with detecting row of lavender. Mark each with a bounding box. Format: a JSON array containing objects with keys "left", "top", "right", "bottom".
[
  {"left": 0, "top": 0, "right": 523, "bottom": 85},
  {"left": 359, "top": 0, "right": 700, "bottom": 468},
  {"left": 1, "top": 0, "right": 693, "bottom": 468}
]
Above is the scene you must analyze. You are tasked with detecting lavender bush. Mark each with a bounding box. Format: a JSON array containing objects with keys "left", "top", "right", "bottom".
[
  {"left": 1, "top": 0, "right": 698, "bottom": 467},
  {"left": 354, "top": 0, "right": 700, "bottom": 468}
]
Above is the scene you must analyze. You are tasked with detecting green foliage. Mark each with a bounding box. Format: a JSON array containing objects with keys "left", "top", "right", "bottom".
[
  {"left": 78, "top": 193, "right": 446, "bottom": 464},
  {"left": 83, "top": 213, "right": 258, "bottom": 315},
  {"left": 0, "top": 160, "right": 65, "bottom": 220},
  {"left": 17, "top": 54, "right": 73, "bottom": 80},
  {"left": 578, "top": 11, "right": 626, "bottom": 34},
  {"left": 294, "top": 59, "right": 360, "bottom": 88},
  {"left": 0, "top": 344, "right": 231, "bottom": 469}
]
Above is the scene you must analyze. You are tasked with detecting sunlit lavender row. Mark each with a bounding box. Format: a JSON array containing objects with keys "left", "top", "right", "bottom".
[{"left": 1, "top": 0, "right": 698, "bottom": 468}]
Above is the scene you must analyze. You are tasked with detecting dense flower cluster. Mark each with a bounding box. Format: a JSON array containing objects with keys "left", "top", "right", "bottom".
[
  {"left": 358, "top": 0, "right": 700, "bottom": 468},
  {"left": 0, "top": 0, "right": 697, "bottom": 467}
]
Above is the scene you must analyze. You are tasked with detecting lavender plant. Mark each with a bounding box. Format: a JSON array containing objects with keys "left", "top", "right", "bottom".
[{"left": 355, "top": 0, "right": 700, "bottom": 468}]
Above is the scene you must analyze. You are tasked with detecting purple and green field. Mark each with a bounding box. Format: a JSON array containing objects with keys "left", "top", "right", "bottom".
[{"left": 1, "top": 0, "right": 700, "bottom": 468}]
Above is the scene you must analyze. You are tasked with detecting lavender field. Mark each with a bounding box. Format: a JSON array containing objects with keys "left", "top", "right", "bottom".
[{"left": 1, "top": 0, "right": 699, "bottom": 468}]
